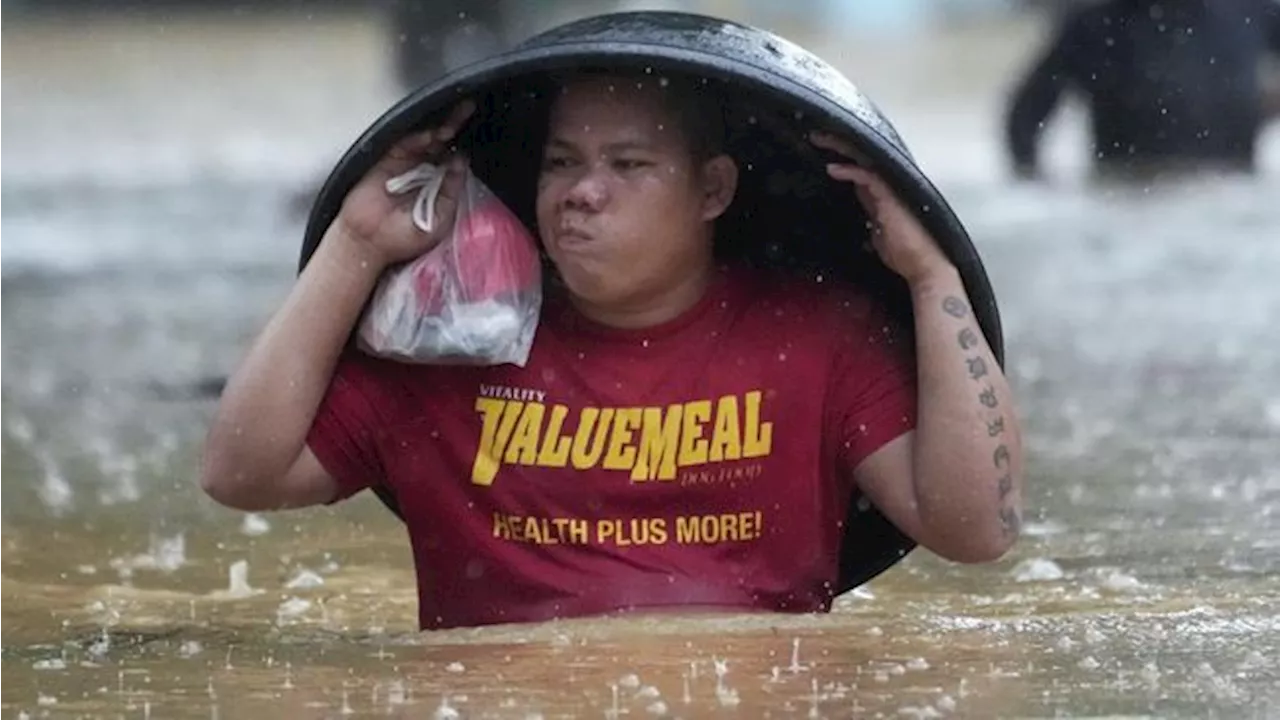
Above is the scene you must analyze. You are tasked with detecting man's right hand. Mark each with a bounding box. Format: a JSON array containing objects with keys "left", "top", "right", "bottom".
[
  {"left": 201, "top": 100, "right": 475, "bottom": 512},
  {"left": 334, "top": 99, "right": 478, "bottom": 268}
]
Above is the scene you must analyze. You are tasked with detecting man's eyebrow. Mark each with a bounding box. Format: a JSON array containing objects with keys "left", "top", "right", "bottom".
[
  {"left": 603, "top": 140, "right": 655, "bottom": 153},
  {"left": 545, "top": 137, "right": 657, "bottom": 152}
]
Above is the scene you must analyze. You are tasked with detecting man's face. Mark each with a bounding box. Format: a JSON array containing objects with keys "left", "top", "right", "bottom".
[{"left": 536, "top": 76, "right": 735, "bottom": 311}]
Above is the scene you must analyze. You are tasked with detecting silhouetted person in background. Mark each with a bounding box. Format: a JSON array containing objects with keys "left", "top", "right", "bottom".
[{"left": 1006, "top": 0, "right": 1280, "bottom": 180}]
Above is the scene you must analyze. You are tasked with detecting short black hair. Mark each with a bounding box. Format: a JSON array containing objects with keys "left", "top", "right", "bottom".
[{"left": 546, "top": 67, "right": 728, "bottom": 162}]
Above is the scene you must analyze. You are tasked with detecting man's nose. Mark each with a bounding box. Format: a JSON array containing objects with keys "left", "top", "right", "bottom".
[{"left": 563, "top": 166, "right": 609, "bottom": 211}]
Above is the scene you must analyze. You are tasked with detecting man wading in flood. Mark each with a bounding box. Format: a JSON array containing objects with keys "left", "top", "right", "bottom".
[
  {"left": 200, "top": 70, "right": 1026, "bottom": 630},
  {"left": 1005, "top": 0, "right": 1280, "bottom": 180}
]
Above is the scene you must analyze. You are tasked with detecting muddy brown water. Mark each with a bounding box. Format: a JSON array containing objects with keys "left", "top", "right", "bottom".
[{"left": 4, "top": 9, "right": 1279, "bottom": 718}]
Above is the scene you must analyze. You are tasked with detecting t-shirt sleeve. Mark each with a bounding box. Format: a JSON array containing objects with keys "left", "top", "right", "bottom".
[
  {"left": 306, "top": 352, "right": 387, "bottom": 504},
  {"left": 825, "top": 290, "right": 918, "bottom": 473}
]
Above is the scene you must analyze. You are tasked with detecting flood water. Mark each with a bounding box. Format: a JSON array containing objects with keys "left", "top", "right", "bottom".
[{"left": 3, "top": 9, "right": 1280, "bottom": 719}]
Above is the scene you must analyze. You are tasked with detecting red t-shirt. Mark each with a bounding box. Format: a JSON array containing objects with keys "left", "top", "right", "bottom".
[{"left": 307, "top": 264, "right": 917, "bottom": 630}]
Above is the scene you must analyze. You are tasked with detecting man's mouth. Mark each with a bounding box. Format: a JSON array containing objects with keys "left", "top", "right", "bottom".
[{"left": 556, "top": 226, "right": 594, "bottom": 246}]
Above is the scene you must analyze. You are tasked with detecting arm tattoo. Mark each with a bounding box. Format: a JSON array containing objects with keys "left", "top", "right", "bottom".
[
  {"left": 958, "top": 328, "right": 979, "bottom": 350},
  {"left": 987, "top": 417, "right": 1005, "bottom": 437},
  {"left": 942, "top": 296, "right": 969, "bottom": 318},
  {"left": 966, "top": 356, "right": 989, "bottom": 380},
  {"left": 993, "top": 444, "right": 1010, "bottom": 469},
  {"left": 978, "top": 386, "right": 999, "bottom": 408}
]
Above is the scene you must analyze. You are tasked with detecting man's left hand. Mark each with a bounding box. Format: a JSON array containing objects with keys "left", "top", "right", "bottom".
[{"left": 810, "top": 131, "right": 955, "bottom": 285}]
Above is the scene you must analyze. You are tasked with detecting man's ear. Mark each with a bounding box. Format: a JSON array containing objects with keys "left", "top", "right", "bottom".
[{"left": 699, "top": 155, "right": 739, "bottom": 222}]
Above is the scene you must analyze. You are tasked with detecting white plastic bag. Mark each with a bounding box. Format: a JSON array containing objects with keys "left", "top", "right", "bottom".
[{"left": 356, "top": 162, "right": 542, "bottom": 366}]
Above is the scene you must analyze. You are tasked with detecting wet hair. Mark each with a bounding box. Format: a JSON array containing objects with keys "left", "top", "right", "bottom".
[{"left": 546, "top": 67, "right": 729, "bottom": 162}]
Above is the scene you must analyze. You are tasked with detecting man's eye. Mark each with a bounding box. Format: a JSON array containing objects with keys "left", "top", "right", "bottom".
[
  {"left": 613, "top": 158, "right": 651, "bottom": 171},
  {"left": 542, "top": 156, "right": 574, "bottom": 170}
]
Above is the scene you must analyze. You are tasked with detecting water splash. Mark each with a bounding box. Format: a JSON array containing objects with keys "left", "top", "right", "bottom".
[
  {"left": 276, "top": 597, "right": 312, "bottom": 624},
  {"left": 208, "top": 559, "right": 262, "bottom": 599},
  {"left": 35, "top": 451, "right": 74, "bottom": 515},
  {"left": 240, "top": 513, "right": 271, "bottom": 536},
  {"left": 284, "top": 569, "right": 324, "bottom": 589},
  {"left": 110, "top": 532, "right": 187, "bottom": 575}
]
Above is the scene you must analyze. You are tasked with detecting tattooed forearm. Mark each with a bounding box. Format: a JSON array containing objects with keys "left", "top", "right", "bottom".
[{"left": 939, "top": 291, "right": 1021, "bottom": 544}]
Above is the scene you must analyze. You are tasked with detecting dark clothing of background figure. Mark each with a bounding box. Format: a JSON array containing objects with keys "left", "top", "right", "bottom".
[{"left": 1005, "top": 0, "right": 1280, "bottom": 177}]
